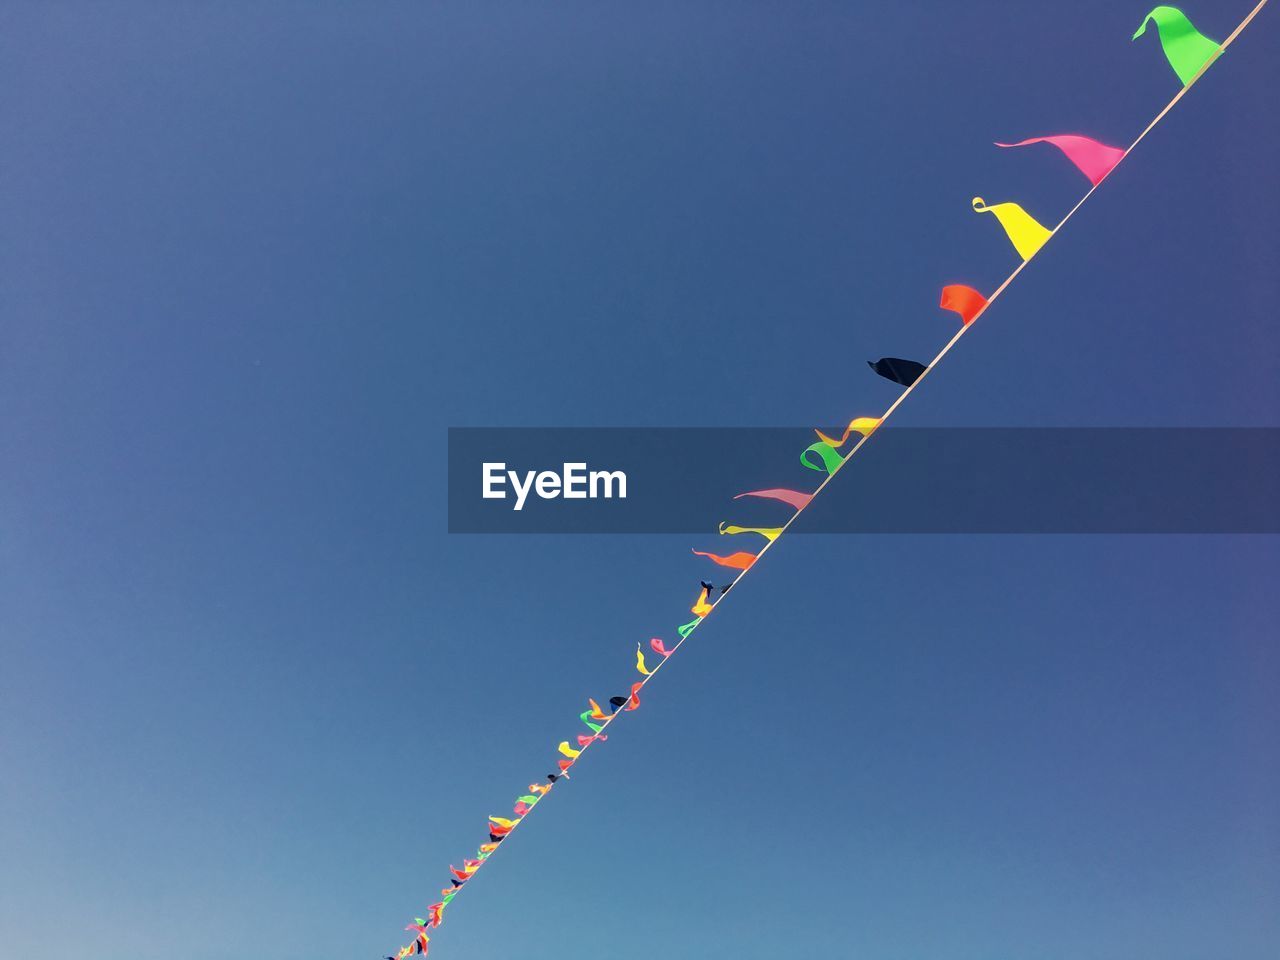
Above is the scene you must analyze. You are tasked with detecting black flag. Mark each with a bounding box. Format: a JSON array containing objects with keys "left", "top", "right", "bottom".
[{"left": 868, "top": 357, "right": 927, "bottom": 386}]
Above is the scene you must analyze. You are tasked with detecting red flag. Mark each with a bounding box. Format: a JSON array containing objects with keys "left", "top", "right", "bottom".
[{"left": 939, "top": 284, "right": 988, "bottom": 325}]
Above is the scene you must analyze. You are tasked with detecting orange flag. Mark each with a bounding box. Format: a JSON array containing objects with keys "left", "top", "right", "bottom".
[
  {"left": 693, "top": 549, "right": 757, "bottom": 570},
  {"left": 939, "top": 284, "right": 988, "bottom": 325}
]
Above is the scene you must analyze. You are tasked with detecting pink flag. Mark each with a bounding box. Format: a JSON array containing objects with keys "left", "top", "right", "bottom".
[
  {"left": 995, "top": 135, "right": 1124, "bottom": 186},
  {"left": 734, "top": 488, "right": 813, "bottom": 510},
  {"left": 650, "top": 638, "right": 673, "bottom": 658}
]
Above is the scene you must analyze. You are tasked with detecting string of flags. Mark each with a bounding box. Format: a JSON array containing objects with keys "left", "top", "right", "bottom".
[{"left": 382, "top": 6, "right": 1259, "bottom": 957}]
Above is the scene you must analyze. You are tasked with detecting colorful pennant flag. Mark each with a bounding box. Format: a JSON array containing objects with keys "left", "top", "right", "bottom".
[
  {"left": 1133, "top": 5, "right": 1221, "bottom": 85},
  {"left": 635, "top": 643, "right": 652, "bottom": 675},
  {"left": 608, "top": 686, "right": 643, "bottom": 712},
  {"left": 650, "top": 638, "right": 673, "bottom": 657},
  {"left": 971, "top": 197, "right": 1052, "bottom": 260},
  {"left": 691, "top": 585, "right": 713, "bottom": 616},
  {"left": 733, "top": 488, "right": 814, "bottom": 510},
  {"left": 939, "top": 284, "right": 988, "bottom": 325},
  {"left": 815, "top": 417, "right": 881, "bottom": 449},
  {"left": 692, "top": 549, "right": 758, "bottom": 570},
  {"left": 800, "top": 441, "right": 844, "bottom": 475},
  {"left": 994, "top": 135, "right": 1125, "bottom": 186},
  {"left": 718, "top": 523, "right": 783, "bottom": 542}
]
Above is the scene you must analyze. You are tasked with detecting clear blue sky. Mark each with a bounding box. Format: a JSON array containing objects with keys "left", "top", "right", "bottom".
[{"left": 2, "top": 2, "right": 1277, "bottom": 958}]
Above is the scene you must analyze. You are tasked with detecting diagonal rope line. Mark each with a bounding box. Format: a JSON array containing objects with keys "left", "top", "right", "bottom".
[{"left": 400, "top": 0, "right": 1271, "bottom": 949}]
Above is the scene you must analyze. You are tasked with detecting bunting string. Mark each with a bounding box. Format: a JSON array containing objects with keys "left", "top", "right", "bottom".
[{"left": 382, "top": 4, "right": 1269, "bottom": 957}]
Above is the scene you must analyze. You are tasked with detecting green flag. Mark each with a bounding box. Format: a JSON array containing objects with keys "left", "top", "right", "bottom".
[
  {"left": 801, "top": 441, "right": 845, "bottom": 475},
  {"left": 1133, "top": 6, "right": 1221, "bottom": 85}
]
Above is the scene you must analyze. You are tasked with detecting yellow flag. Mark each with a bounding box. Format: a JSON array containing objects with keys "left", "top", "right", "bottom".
[
  {"left": 558, "top": 741, "right": 581, "bottom": 759},
  {"left": 635, "top": 643, "right": 652, "bottom": 676},
  {"left": 691, "top": 587, "right": 713, "bottom": 617},
  {"left": 972, "top": 197, "right": 1051, "bottom": 260},
  {"left": 488, "top": 816, "right": 516, "bottom": 828},
  {"left": 815, "top": 416, "right": 881, "bottom": 448},
  {"left": 719, "top": 522, "right": 783, "bottom": 542}
]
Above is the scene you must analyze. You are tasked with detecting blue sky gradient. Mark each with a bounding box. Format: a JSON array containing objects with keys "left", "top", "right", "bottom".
[{"left": 2, "top": 2, "right": 1278, "bottom": 958}]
